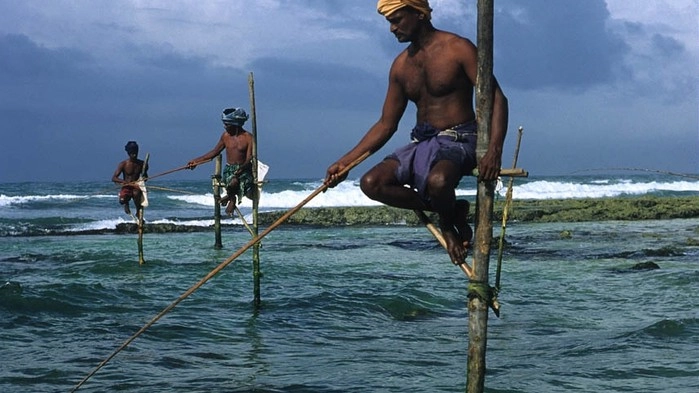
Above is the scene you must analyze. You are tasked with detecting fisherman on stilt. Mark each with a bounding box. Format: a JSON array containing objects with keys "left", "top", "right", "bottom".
[
  {"left": 112, "top": 141, "right": 149, "bottom": 218},
  {"left": 187, "top": 107, "right": 255, "bottom": 216},
  {"left": 325, "top": 0, "right": 509, "bottom": 265}
]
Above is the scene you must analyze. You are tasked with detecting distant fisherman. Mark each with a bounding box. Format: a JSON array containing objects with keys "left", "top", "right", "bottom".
[
  {"left": 112, "top": 141, "right": 149, "bottom": 216},
  {"left": 187, "top": 107, "right": 255, "bottom": 216},
  {"left": 325, "top": 0, "right": 509, "bottom": 265}
]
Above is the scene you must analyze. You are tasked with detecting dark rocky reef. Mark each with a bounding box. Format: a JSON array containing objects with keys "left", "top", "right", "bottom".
[{"left": 258, "top": 196, "right": 699, "bottom": 226}]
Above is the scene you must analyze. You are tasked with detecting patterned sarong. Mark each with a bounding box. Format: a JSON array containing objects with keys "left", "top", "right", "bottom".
[{"left": 223, "top": 163, "right": 254, "bottom": 203}]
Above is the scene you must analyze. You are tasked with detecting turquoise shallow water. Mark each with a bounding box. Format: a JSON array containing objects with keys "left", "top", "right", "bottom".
[{"left": 1, "top": 218, "right": 698, "bottom": 392}]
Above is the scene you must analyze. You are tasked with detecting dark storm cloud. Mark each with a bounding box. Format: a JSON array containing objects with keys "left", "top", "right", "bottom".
[
  {"left": 250, "top": 57, "right": 384, "bottom": 112},
  {"left": 494, "top": 0, "right": 629, "bottom": 91},
  {"left": 0, "top": 34, "right": 92, "bottom": 79},
  {"left": 0, "top": 31, "right": 384, "bottom": 181},
  {"left": 0, "top": 33, "right": 250, "bottom": 182},
  {"left": 0, "top": 1, "right": 695, "bottom": 182}
]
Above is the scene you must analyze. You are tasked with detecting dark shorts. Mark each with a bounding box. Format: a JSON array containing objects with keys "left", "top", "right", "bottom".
[
  {"left": 386, "top": 134, "right": 477, "bottom": 200},
  {"left": 119, "top": 186, "right": 136, "bottom": 204}
]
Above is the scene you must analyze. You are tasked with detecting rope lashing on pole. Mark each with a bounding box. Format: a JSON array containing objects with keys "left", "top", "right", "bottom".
[
  {"left": 70, "top": 151, "right": 370, "bottom": 392},
  {"left": 467, "top": 281, "right": 499, "bottom": 317}
]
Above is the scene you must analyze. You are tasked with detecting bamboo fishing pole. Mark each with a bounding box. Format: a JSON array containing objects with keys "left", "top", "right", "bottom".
[
  {"left": 70, "top": 150, "right": 370, "bottom": 392},
  {"left": 120, "top": 162, "right": 200, "bottom": 188}
]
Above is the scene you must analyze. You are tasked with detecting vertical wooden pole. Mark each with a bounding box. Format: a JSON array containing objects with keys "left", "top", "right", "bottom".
[
  {"left": 469, "top": 0, "right": 494, "bottom": 392},
  {"left": 138, "top": 153, "right": 150, "bottom": 265},
  {"left": 137, "top": 207, "right": 145, "bottom": 265},
  {"left": 248, "top": 72, "right": 262, "bottom": 308},
  {"left": 213, "top": 154, "right": 223, "bottom": 249}
]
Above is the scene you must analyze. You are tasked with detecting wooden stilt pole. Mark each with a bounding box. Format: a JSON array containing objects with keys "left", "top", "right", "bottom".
[
  {"left": 249, "top": 72, "right": 262, "bottom": 308},
  {"left": 213, "top": 155, "right": 223, "bottom": 249},
  {"left": 137, "top": 153, "right": 150, "bottom": 265},
  {"left": 469, "top": 0, "right": 495, "bottom": 392},
  {"left": 137, "top": 207, "right": 145, "bottom": 265}
]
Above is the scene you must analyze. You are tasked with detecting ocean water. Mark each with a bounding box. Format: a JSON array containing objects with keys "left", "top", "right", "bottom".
[{"left": 1, "top": 174, "right": 698, "bottom": 392}]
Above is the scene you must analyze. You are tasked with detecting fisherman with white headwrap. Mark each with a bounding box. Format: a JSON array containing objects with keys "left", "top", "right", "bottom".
[
  {"left": 326, "top": 0, "right": 509, "bottom": 266},
  {"left": 187, "top": 107, "right": 255, "bottom": 215}
]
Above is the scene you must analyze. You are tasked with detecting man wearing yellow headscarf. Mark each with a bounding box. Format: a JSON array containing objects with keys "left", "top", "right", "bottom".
[
  {"left": 326, "top": 1, "right": 509, "bottom": 266},
  {"left": 377, "top": 0, "right": 432, "bottom": 20}
]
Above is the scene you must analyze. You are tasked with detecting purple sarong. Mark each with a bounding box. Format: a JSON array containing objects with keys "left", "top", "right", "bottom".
[{"left": 386, "top": 122, "right": 477, "bottom": 201}]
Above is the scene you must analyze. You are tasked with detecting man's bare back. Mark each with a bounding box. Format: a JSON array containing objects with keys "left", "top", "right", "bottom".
[
  {"left": 112, "top": 141, "right": 148, "bottom": 215},
  {"left": 114, "top": 159, "right": 145, "bottom": 183}
]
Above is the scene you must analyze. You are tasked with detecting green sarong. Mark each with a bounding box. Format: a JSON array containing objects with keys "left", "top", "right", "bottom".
[{"left": 223, "top": 163, "right": 254, "bottom": 203}]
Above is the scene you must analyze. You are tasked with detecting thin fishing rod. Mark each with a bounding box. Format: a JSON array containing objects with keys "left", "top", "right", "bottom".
[
  {"left": 495, "top": 126, "right": 523, "bottom": 290},
  {"left": 71, "top": 151, "right": 370, "bottom": 392},
  {"left": 119, "top": 159, "right": 209, "bottom": 188}
]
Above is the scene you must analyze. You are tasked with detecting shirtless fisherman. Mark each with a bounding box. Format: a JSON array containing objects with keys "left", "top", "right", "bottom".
[
  {"left": 112, "top": 141, "right": 149, "bottom": 216},
  {"left": 187, "top": 107, "right": 254, "bottom": 216},
  {"left": 325, "top": 0, "right": 508, "bottom": 265}
]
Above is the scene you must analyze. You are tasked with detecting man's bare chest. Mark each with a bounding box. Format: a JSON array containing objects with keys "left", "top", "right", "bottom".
[
  {"left": 223, "top": 134, "right": 249, "bottom": 150},
  {"left": 401, "top": 58, "right": 466, "bottom": 100}
]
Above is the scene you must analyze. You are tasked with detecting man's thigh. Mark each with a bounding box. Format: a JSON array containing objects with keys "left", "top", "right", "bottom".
[
  {"left": 362, "top": 159, "right": 401, "bottom": 186},
  {"left": 428, "top": 159, "right": 464, "bottom": 189}
]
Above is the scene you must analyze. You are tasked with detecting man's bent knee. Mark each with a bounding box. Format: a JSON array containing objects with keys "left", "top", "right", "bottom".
[{"left": 360, "top": 172, "right": 380, "bottom": 200}]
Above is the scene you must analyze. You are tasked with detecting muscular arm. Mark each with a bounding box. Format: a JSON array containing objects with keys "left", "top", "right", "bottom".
[
  {"left": 112, "top": 162, "right": 126, "bottom": 184},
  {"left": 325, "top": 60, "right": 409, "bottom": 185},
  {"left": 479, "top": 79, "right": 508, "bottom": 181},
  {"left": 459, "top": 38, "right": 509, "bottom": 181}
]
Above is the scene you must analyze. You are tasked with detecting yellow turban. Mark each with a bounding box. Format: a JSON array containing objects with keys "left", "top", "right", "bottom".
[{"left": 377, "top": 0, "right": 432, "bottom": 20}]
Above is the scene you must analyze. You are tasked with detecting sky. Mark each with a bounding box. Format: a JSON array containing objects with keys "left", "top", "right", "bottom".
[{"left": 0, "top": 0, "right": 697, "bottom": 182}]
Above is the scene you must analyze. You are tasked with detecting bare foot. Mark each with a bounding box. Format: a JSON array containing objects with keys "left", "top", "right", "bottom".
[
  {"left": 455, "top": 200, "right": 473, "bottom": 249},
  {"left": 123, "top": 204, "right": 131, "bottom": 215},
  {"left": 441, "top": 226, "right": 466, "bottom": 265}
]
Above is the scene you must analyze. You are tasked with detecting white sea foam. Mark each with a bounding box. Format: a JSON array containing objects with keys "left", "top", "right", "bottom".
[
  {"left": 0, "top": 194, "right": 90, "bottom": 207},
  {"left": 163, "top": 178, "right": 699, "bottom": 210},
  {"left": 510, "top": 180, "right": 699, "bottom": 200},
  {"left": 3, "top": 177, "right": 698, "bottom": 235}
]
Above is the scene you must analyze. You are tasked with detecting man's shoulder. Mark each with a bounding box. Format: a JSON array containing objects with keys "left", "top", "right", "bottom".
[{"left": 436, "top": 30, "right": 474, "bottom": 47}]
